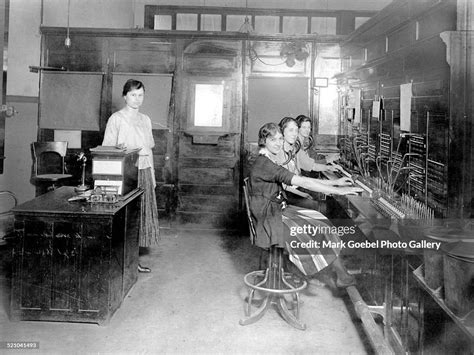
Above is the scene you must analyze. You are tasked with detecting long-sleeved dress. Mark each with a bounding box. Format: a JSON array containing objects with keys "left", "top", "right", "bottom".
[
  {"left": 249, "top": 153, "right": 342, "bottom": 276},
  {"left": 275, "top": 141, "right": 323, "bottom": 175},
  {"left": 102, "top": 110, "right": 159, "bottom": 247},
  {"left": 275, "top": 144, "right": 324, "bottom": 210},
  {"left": 296, "top": 136, "right": 327, "bottom": 168}
]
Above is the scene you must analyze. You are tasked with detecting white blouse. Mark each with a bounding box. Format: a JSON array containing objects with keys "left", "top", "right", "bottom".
[{"left": 102, "top": 110, "right": 155, "bottom": 181}]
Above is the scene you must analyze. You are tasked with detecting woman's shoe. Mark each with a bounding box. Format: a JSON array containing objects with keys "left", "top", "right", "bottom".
[{"left": 138, "top": 264, "right": 151, "bottom": 273}]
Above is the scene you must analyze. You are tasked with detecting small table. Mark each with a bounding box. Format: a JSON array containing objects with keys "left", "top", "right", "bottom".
[{"left": 10, "top": 187, "right": 143, "bottom": 325}]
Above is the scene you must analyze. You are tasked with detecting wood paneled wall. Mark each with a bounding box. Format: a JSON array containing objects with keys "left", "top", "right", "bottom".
[
  {"left": 39, "top": 27, "right": 342, "bottom": 228},
  {"left": 40, "top": 32, "right": 177, "bottom": 216}
]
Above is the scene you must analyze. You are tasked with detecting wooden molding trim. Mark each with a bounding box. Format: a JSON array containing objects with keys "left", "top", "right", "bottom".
[{"left": 6, "top": 95, "right": 39, "bottom": 103}]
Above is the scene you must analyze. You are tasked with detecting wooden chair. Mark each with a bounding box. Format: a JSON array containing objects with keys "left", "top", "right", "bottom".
[
  {"left": 31, "top": 141, "right": 73, "bottom": 193},
  {"left": 0, "top": 191, "right": 17, "bottom": 246},
  {"left": 239, "top": 177, "right": 307, "bottom": 330}
]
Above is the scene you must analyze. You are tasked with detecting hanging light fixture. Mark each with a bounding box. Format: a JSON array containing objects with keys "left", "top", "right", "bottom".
[
  {"left": 65, "top": 0, "right": 71, "bottom": 48},
  {"left": 238, "top": 0, "right": 254, "bottom": 34}
]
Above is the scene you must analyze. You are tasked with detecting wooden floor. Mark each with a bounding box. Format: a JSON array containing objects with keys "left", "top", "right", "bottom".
[{"left": 0, "top": 229, "right": 371, "bottom": 354}]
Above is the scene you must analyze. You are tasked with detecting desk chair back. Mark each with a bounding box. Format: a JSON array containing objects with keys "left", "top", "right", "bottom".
[
  {"left": 243, "top": 177, "right": 256, "bottom": 245},
  {"left": 0, "top": 191, "right": 17, "bottom": 245},
  {"left": 32, "top": 142, "right": 73, "bottom": 195},
  {"left": 32, "top": 141, "right": 69, "bottom": 176}
]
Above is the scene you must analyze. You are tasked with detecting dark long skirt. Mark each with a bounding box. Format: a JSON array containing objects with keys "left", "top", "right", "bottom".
[
  {"left": 138, "top": 167, "right": 160, "bottom": 247},
  {"left": 282, "top": 205, "right": 341, "bottom": 276}
]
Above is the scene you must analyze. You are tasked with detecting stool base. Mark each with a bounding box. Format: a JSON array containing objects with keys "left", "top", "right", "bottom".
[{"left": 240, "top": 247, "right": 307, "bottom": 330}]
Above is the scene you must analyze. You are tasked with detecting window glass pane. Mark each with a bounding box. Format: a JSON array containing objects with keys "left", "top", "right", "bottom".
[
  {"left": 201, "top": 14, "right": 221, "bottom": 31},
  {"left": 319, "top": 85, "right": 339, "bottom": 135},
  {"left": 283, "top": 16, "right": 307, "bottom": 35},
  {"left": 154, "top": 15, "right": 172, "bottom": 30},
  {"left": 311, "top": 17, "right": 336, "bottom": 35},
  {"left": 177, "top": 13, "right": 198, "bottom": 31},
  {"left": 255, "top": 16, "right": 280, "bottom": 34},
  {"left": 226, "top": 15, "right": 248, "bottom": 31},
  {"left": 194, "top": 84, "right": 224, "bottom": 127},
  {"left": 355, "top": 17, "right": 371, "bottom": 29}
]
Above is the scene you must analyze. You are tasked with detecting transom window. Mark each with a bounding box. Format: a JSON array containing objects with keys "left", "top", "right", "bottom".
[{"left": 144, "top": 6, "right": 377, "bottom": 36}]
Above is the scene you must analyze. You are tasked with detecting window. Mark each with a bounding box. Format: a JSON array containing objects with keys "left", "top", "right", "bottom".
[
  {"left": 154, "top": 15, "right": 172, "bottom": 30},
  {"left": 201, "top": 14, "right": 221, "bottom": 31},
  {"left": 144, "top": 6, "right": 378, "bottom": 36},
  {"left": 194, "top": 83, "right": 224, "bottom": 128},
  {"left": 254, "top": 16, "right": 280, "bottom": 34},
  {"left": 283, "top": 16, "right": 308, "bottom": 35},
  {"left": 311, "top": 17, "right": 337, "bottom": 35},
  {"left": 177, "top": 13, "right": 198, "bottom": 30},
  {"left": 226, "top": 15, "right": 248, "bottom": 31}
]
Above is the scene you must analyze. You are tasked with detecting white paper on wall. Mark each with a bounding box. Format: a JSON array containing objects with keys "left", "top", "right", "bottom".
[
  {"left": 354, "top": 89, "right": 361, "bottom": 123},
  {"left": 400, "top": 83, "right": 413, "bottom": 132},
  {"left": 372, "top": 100, "right": 380, "bottom": 119}
]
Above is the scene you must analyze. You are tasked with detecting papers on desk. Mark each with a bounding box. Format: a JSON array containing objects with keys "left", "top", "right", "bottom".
[
  {"left": 67, "top": 189, "right": 92, "bottom": 202},
  {"left": 90, "top": 146, "right": 126, "bottom": 153},
  {"left": 90, "top": 146, "right": 141, "bottom": 156}
]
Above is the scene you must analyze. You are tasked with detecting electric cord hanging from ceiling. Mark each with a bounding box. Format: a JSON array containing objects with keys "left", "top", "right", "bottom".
[
  {"left": 65, "top": 0, "right": 71, "bottom": 47},
  {"left": 248, "top": 46, "right": 287, "bottom": 66}
]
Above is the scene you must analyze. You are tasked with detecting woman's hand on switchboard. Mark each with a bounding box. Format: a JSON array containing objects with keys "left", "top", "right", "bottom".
[
  {"left": 326, "top": 163, "right": 344, "bottom": 172},
  {"left": 334, "top": 177, "right": 354, "bottom": 186},
  {"left": 337, "top": 186, "right": 364, "bottom": 195}
]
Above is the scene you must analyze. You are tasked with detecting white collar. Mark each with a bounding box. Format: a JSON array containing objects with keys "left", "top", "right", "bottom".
[{"left": 259, "top": 148, "right": 278, "bottom": 163}]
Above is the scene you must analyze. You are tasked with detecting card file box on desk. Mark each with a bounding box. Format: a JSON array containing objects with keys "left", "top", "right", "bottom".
[{"left": 90, "top": 146, "right": 140, "bottom": 195}]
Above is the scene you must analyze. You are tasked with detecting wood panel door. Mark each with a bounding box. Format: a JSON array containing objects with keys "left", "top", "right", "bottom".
[{"left": 174, "top": 40, "right": 242, "bottom": 229}]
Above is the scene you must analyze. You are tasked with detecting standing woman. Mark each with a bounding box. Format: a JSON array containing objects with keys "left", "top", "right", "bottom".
[{"left": 102, "top": 79, "right": 159, "bottom": 273}]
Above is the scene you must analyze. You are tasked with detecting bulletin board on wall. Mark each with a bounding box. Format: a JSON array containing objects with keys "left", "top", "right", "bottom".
[
  {"left": 40, "top": 72, "right": 104, "bottom": 131},
  {"left": 247, "top": 77, "right": 309, "bottom": 142},
  {"left": 111, "top": 73, "right": 173, "bottom": 129}
]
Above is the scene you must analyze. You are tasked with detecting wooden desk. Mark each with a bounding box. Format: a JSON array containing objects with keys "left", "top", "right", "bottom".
[{"left": 10, "top": 187, "right": 142, "bottom": 325}]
